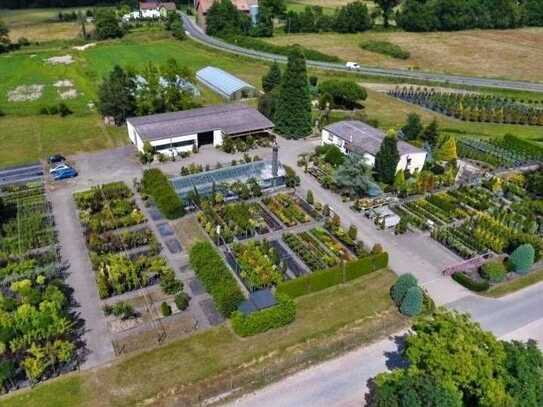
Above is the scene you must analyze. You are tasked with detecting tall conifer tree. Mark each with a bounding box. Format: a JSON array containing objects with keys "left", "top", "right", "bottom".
[{"left": 374, "top": 133, "right": 400, "bottom": 184}]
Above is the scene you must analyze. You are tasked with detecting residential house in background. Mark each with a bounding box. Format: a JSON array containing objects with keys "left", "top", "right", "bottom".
[
  {"left": 195, "top": 0, "right": 258, "bottom": 29},
  {"left": 321, "top": 121, "right": 427, "bottom": 174}
]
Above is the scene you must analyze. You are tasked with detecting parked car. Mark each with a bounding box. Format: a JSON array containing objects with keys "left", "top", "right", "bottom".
[
  {"left": 52, "top": 167, "right": 77, "bottom": 180},
  {"left": 47, "top": 154, "right": 65, "bottom": 164},
  {"left": 49, "top": 163, "right": 71, "bottom": 173},
  {"left": 345, "top": 61, "right": 361, "bottom": 70}
]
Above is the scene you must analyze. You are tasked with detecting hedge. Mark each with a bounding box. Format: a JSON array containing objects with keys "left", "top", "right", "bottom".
[
  {"left": 452, "top": 272, "right": 490, "bottom": 292},
  {"left": 225, "top": 35, "right": 341, "bottom": 63},
  {"left": 189, "top": 241, "right": 245, "bottom": 317},
  {"left": 231, "top": 294, "right": 296, "bottom": 337},
  {"left": 276, "top": 252, "right": 389, "bottom": 298},
  {"left": 142, "top": 169, "right": 185, "bottom": 219}
]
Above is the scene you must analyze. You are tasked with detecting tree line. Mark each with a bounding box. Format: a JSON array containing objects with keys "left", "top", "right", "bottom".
[
  {"left": 2, "top": 0, "right": 124, "bottom": 8},
  {"left": 397, "top": 0, "right": 543, "bottom": 32}
]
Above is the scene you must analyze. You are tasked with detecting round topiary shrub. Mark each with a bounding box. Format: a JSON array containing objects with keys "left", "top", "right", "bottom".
[
  {"left": 175, "top": 292, "right": 191, "bottom": 311},
  {"left": 480, "top": 261, "right": 507, "bottom": 283},
  {"left": 400, "top": 286, "right": 423, "bottom": 317},
  {"left": 160, "top": 302, "right": 172, "bottom": 317},
  {"left": 391, "top": 273, "right": 418, "bottom": 305},
  {"left": 508, "top": 244, "right": 535, "bottom": 275}
]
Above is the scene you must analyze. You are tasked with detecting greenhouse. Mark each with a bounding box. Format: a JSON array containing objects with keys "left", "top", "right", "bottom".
[{"left": 170, "top": 159, "right": 286, "bottom": 199}]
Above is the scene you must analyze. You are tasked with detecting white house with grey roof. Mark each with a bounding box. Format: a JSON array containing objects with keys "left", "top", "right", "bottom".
[
  {"left": 321, "top": 121, "right": 427, "bottom": 174},
  {"left": 126, "top": 103, "right": 273, "bottom": 155}
]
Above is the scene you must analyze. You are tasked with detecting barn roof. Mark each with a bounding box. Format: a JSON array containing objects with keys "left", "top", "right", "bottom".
[
  {"left": 324, "top": 121, "right": 424, "bottom": 156},
  {"left": 127, "top": 103, "right": 273, "bottom": 141},
  {"left": 196, "top": 66, "right": 255, "bottom": 98}
]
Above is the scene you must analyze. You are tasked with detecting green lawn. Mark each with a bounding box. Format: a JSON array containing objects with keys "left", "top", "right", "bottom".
[
  {"left": 2, "top": 269, "right": 404, "bottom": 407},
  {"left": 483, "top": 269, "right": 543, "bottom": 298}
]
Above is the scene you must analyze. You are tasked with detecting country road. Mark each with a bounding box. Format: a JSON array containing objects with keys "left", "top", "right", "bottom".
[{"left": 182, "top": 15, "right": 543, "bottom": 93}]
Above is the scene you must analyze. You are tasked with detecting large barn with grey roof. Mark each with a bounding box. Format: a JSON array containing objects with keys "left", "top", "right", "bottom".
[
  {"left": 126, "top": 103, "right": 274, "bottom": 155},
  {"left": 321, "top": 120, "right": 427, "bottom": 174}
]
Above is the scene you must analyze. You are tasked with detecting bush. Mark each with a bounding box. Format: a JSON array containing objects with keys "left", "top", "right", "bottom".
[
  {"left": 160, "top": 273, "right": 183, "bottom": 294},
  {"left": 508, "top": 244, "right": 535, "bottom": 274},
  {"left": 480, "top": 261, "right": 507, "bottom": 283},
  {"left": 104, "top": 302, "right": 135, "bottom": 320},
  {"left": 189, "top": 241, "right": 245, "bottom": 317},
  {"left": 391, "top": 273, "right": 418, "bottom": 305},
  {"left": 318, "top": 79, "right": 367, "bottom": 109},
  {"left": 231, "top": 294, "right": 296, "bottom": 337},
  {"left": 226, "top": 35, "right": 340, "bottom": 63},
  {"left": 452, "top": 272, "right": 489, "bottom": 292},
  {"left": 276, "top": 253, "right": 389, "bottom": 298},
  {"left": 160, "top": 301, "right": 172, "bottom": 317},
  {"left": 400, "top": 286, "right": 423, "bottom": 316},
  {"left": 360, "top": 40, "right": 410, "bottom": 59},
  {"left": 175, "top": 292, "right": 191, "bottom": 311},
  {"left": 142, "top": 169, "right": 185, "bottom": 219}
]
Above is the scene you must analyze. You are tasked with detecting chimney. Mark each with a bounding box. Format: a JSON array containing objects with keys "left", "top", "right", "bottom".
[{"left": 272, "top": 141, "right": 279, "bottom": 177}]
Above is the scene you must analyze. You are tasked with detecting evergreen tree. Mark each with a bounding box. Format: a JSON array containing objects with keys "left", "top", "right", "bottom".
[
  {"left": 285, "top": 10, "right": 302, "bottom": 33},
  {"left": 262, "top": 62, "right": 282, "bottom": 93},
  {"left": 422, "top": 118, "right": 439, "bottom": 145},
  {"left": 374, "top": 133, "right": 400, "bottom": 184},
  {"left": 508, "top": 244, "right": 535, "bottom": 274},
  {"left": 250, "top": 6, "right": 274, "bottom": 37},
  {"left": 260, "top": 0, "right": 287, "bottom": 17},
  {"left": 391, "top": 273, "right": 418, "bottom": 305},
  {"left": 434, "top": 134, "right": 457, "bottom": 162},
  {"left": 274, "top": 46, "right": 312, "bottom": 138},
  {"left": 401, "top": 113, "right": 423, "bottom": 140},
  {"left": 400, "top": 286, "right": 423, "bottom": 316},
  {"left": 98, "top": 65, "right": 136, "bottom": 125},
  {"left": 334, "top": 1, "right": 373, "bottom": 33},
  {"left": 394, "top": 169, "right": 406, "bottom": 192}
]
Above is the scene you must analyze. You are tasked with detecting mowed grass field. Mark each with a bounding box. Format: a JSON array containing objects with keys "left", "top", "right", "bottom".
[
  {"left": 266, "top": 28, "right": 543, "bottom": 83},
  {"left": 2, "top": 269, "right": 405, "bottom": 407},
  {"left": 0, "top": 28, "right": 269, "bottom": 166},
  {"left": 0, "top": 8, "right": 92, "bottom": 42}
]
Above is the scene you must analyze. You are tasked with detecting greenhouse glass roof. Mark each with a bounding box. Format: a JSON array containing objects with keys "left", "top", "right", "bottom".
[{"left": 170, "top": 160, "right": 286, "bottom": 198}]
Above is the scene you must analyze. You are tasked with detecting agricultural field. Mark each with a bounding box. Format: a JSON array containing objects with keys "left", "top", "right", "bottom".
[
  {"left": 0, "top": 182, "right": 80, "bottom": 392},
  {"left": 0, "top": 7, "right": 93, "bottom": 42},
  {"left": 264, "top": 27, "right": 543, "bottom": 82}
]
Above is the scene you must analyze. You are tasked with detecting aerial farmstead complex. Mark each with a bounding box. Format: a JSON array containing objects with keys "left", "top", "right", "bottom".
[{"left": 2, "top": 2, "right": 543, "bottom": 406}]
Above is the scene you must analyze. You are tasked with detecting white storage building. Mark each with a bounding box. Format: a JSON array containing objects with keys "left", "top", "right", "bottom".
[
  {"left": 196, "top": 66, "right": 257, "bottom": 101},
  {"left": 126, "top": 103, "right": 273, "bottom": 155},
  {"left": 321, "top": 121, "right": 427, "bottom": 174}
]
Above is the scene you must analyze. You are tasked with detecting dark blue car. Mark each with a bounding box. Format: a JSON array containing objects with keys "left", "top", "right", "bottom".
[{"left": 52, "top": 167, "right": 78, "bottom": 180}]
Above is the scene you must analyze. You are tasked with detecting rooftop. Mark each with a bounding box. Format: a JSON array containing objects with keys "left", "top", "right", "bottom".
[
  {"left": 196, "top": 66, "right": 255, "bottom": 98},
  {"left": 325, "top": 121, "right": 424, "bottom": 156},
  {"left": 127, "top": 103, "right": 273, "bottom": 141}
]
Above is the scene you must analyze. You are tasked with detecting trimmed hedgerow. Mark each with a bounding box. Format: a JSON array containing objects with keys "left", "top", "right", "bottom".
[
  {"left": 360, "top": 40, "right": 410, "bottom": 60},
  {"left": 231, "top": 294, "right": 296, "bottom": 337},
  {"left": 142, "top": 169, "right": 185, "bottom": 219},
  {"left": 189, "top": 241, "right": 244, "bottom": 317},
  {"left": 452, "top": 272, "right": 490, "bottom": 292},
  {"left": 276, "top": 252, "right": 389, "bottom": 298}
]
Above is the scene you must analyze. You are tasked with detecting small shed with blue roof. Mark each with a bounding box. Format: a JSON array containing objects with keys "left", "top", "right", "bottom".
[{"left": 196, "top": 66, "right": 257, "bottom": 101}]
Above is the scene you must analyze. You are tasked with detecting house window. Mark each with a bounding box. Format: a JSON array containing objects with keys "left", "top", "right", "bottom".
[{"left": 154, "top": 139, "right": 194, "bottom": 151}]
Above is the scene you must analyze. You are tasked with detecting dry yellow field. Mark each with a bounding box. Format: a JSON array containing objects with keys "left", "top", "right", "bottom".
[
  {"left": 266, "top": 28, "right": 543, "bottom": 82},
  {"left": 0, "top": 8, "right": 91, "bottom": 42}
]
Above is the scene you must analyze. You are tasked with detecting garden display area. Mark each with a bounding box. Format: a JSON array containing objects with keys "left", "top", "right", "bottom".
[
  {"left": 73, "top": 182, "right": 190, "bottom": 344},
  {"left": 457, "top": 134, "right": 543, "bottom": 169},
  {"left": 388, "top": 87, "right": 543, "bottom": 126},
  {"left": 393, "top": 169, "right": 543, "bottom": 292},
  {"left": 0, "top": 182, "right": 80, "bottom": 392}
]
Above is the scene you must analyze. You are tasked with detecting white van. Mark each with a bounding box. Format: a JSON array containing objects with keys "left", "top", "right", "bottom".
[{"left": 345, "top": 62, "right": 361, "bottom": 70}]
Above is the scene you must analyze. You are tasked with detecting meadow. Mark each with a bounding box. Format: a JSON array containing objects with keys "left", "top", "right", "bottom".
[{"left": 265, "top": 27, "right": 543, "bottom": 83}]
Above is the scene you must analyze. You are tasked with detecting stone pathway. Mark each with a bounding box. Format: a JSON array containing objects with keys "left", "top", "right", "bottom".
[{"left": 47, "top": 186, "right": 114, "bottom": 369}]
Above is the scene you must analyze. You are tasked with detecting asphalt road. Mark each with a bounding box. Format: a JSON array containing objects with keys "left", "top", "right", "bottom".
[{"left": 182, "top": 15, "right": 543, "bottom": 93}]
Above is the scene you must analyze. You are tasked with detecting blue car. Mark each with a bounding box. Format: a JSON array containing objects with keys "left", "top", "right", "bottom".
[{"left": 52, "top": 167, "right": 78, "bottom": 180}]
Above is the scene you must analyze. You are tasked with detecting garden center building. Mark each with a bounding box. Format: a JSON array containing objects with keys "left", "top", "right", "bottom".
[
  {"left": 126, "top": 103, "right": 274, "bottom": 155},
  {"left": 321, "top": 120, "right": 427, "bottom": 174}
]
